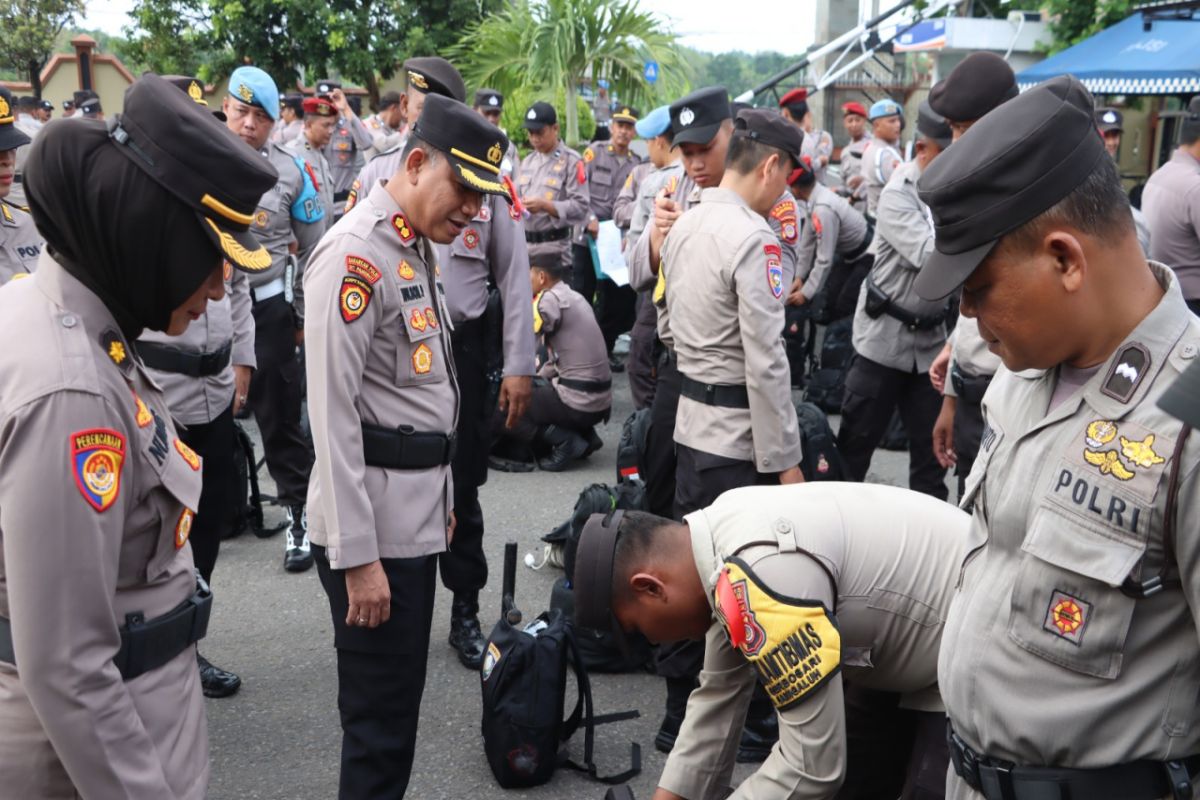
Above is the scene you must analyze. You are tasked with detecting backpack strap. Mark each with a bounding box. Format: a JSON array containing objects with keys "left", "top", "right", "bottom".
[{"left": 560, "top": 624, "right": 642, "bottom": 784}]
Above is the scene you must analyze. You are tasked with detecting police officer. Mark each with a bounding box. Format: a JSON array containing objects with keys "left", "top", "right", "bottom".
[
  {"left": 779, "top": 88, "right": 833, "bottom": 185},
  {"left": 272, "top": 93, "right": 304, "bottom": 145},
  {"left": 0, "top": 72, "right": 277, "bottom": 800},
  {"left": 573, "top": 483, "right": 970, "bottom": 800},
  {"left": 838, "top": 101, "right": 951, "bottom": 501},
  {"left": 79, "top": 96, "right": 103, "bottom": 120},
  {"left": 304, "top": 92, "right": 513, "bottom": 798},
  {"left": 838, "top": 101, "right": 871, "bottom": 211},
  {"left": 925, "top": 51, "right": 1015, "bottom": 499},
  {"left": 661, "top": 108, "right": 805, "bottom": 515},
  {"left": 0, "top": 87, "right": 42, "bottom": 282},
  {"left": 135, "top": 74, "right": 256, "bottom": 699},
  {"left": 223, "top": 66, "right": 327, "bottom": 572},
  {"left": 916, "top": 74, "right": 1200, "bottom": 800},
  {"left": 362, "top": 90, "right": 404, "bottom": 161},
  {"left": 1139, "top": 97, "right": 1200, "bottom": 314},
  {"left": 860, "top": 98, "right": 903, "bottom": 218},
  {"left": 474, "top": 89, "right": 521, "bottom": 178},
  {"left": 518, "top": 100, "right": 590, "bottom": 278},
  {"left": 1093, "top": 106, "right": 1153, "bottom": 256},
  {"left": 60, "top": 98, "right": 75, "bottom": 118},
  {"left": 313, "top": 80, "right": 374, "bottom": 218},
  {"left": 345, "top": 57, "right": 467, "bottom": 213},
  {"left": 619, "top": 104, "right": 683, "bottom": 409},
  {"left": 434, "top": 113, "right": 535, "bottom": 668},
  {"left": 788, "top": 154, "right": 872, "bottom": 316},
  {"left": 287, "top": 94, "right": 338, "bottom": 218}
]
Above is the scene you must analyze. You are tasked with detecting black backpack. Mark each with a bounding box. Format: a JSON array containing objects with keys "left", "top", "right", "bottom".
[
  {"left": 616, "top": 408, "right": 652, "bottom": 484},
  {"left": 550, "top": 577, "right": 655, "bottom": 674},
  {"left": 228, "top": 421, "right": 285, "bottom": 540},
  {"left": 481, "top": 544, "right": 641, "bottom": 789},
  {"left": 541, "top": 482, "right": 646, "bottom": 582},
  {"left": 804, "top": 317, "right": 855, "bottom": 414},
  {"left": 795, "top": 401, "right": 846, "bottom": 481}
]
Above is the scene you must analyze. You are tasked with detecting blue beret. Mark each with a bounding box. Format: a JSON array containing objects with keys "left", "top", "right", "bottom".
[
  {"left": 228, "top": 67, "right": 279, "bottom": 121},
  {"left": 635, "top": 105, "right": 671, "bottom": 138},
  {"left": 868, "top": 99, "right": 903, "bottom": 121}
]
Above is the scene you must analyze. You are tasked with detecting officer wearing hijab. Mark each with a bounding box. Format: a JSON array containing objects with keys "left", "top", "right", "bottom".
[
  {"left": 0, "top": 87, "right": 42, "bottom": 282},
  {"left": 917, "top": 74, "right": 1200, "bottom": 800},
  {"left": 0, "top": 72, "right": 277, "bottom": 799}
]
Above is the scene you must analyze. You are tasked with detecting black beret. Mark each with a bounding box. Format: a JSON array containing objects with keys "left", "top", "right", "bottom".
[
  {"left": 928, "top": 52, "right": 1018, "bottom": 124},
  {"left": 915, "top": 75, "right": 1107, "bottom": 300},
  {"left": 916, "top": 100, "right": 952, "bottom": 149},
  {"left": 403, "top": 57, "right": 466, "bottom": 103}
]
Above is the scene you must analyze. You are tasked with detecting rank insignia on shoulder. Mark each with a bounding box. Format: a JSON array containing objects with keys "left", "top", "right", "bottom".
[
  {"left": 397, "top": 260, "right": 416, "bottom": 281},
  {"left": 392, "top": 213, "right": 415, "bottom": 244},
  {"left": 345, "top": 255, "right": 382, "bottom": 285},
  {"left": 340, "top": 275, "right": 373, "bottom": 323},
  {"left": 765, "top": 244, "right": 784, "bottom": 300},
  {"left": 713, "top": 557, "right": 840, "bottom": 710},
  {"left": 101, "top": 329, "right": 129, "bottom": 369},
  {"left": 412, "top": 343, "right": 433, "bottom": 375},
  {"left": 174, "top": 438, "right": 201, "bottom": 471},
  {"left": 71, "top": 429, "right": 126, "bottom": 513},
  {"left": 1101, "top": 342, "right": 1150, "bottom": 404},
  {"left": 175, "top": 508, "right": 194, "bottom": 549},
  {"left": 133, "top": 393, "right": 153, "bottom": 428},
  {"left": 1043, "top": 589, "right": 1091, "bottom": 645}
]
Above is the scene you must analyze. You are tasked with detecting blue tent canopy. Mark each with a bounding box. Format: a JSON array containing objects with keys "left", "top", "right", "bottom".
[{"left": 1018, "top": 10, "right": 1200, "bottom": 94}]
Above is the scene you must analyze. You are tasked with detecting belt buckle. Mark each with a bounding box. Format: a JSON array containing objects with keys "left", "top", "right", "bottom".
[
  {"left": 703, "top": 383, "right": 717, "bottom": 404},
  {"left": 949, "top": 730, "right": 982, "bottom": 790}
]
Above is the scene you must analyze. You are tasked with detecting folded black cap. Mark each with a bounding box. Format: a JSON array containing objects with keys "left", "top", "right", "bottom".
[
  {"left": 916, "top": 100, "right": 952, "bottom": 149},
  {"left": 413, "top": 93, "right": 512, "bottom": 203},
  {"left": 928, "top": 52, "right": 1018, "bottom": 124},
  {"left": 107, "top": 74, "right": 279, "bottom": 273},
  {"left": 475, "top": 88, "right": 503, "bottom": 110},
  {"left": 523, "top": 100, "right": 557, "bottom": 130},
  {"left": 671, "top": 86, "right": 731, "bottom": 147},
  {"left": 1096, "top": 106, "right": 1123, "bottom": 133},
  {"left": 734, "top": 107, "right": 802, "bottom": 167},
  {"left": 403, "top": 57, "right": 466, "bottom": 102},
  {"left": 1159, "top": 360, "right": 1200, "bottom": 428},
  {"left": 61, "top": 99, "right": 74, "bottom": 110},
  {"left": 573, "top": 510, "right": 630, "bottom": 655},
  {"left": 80, "top": 97, "right": 102, "bottom": 115},
  {"left": 915, "top": 75, "right": 1107, "bottom": 300},
  {"left": 0, "top": 88, "right": 31, "bottom": 152},
  {"left": 39, "top": 99, "right": 52, "bottom": 112}
]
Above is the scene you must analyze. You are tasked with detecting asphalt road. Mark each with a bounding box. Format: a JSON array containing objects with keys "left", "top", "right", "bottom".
[{"left": 203, "top": 370, "right": 944, "bottom": 800}]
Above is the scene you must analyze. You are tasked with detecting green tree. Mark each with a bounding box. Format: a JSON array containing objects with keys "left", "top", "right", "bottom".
[
  {"left": 499, "top": 85, "right": 595, "bottom": 149},
  {"left": 0, "top": 0, "right": 84, "bottom": 96},
  {"left": 1041, "top": 0, "right": 1135, "bottom": 54},
  {"left": 450, "top": 0, "right": 691, "bottom": 145}
]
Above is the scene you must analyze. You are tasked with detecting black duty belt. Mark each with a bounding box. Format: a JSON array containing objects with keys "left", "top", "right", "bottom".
[
  {"left": 557, "top": 376, "right": 612, "bottom": 393},
  {"left": 135, "top": 340, "right": 233, "bottom": 378},
  {"left": 525, "top": 227, "right": 572, "bottom": 244},
  {"left": 362, "top": 422, "right": 456, "bottom": 470},
  {"left": 948, "top": 725, "right": 1199, "bottom": 800},
  {"left": 866, "top": 276, "right": 947, "bottom": 332},
  {"left": 843, "top": 218, "right": 875, "bottom": 263},
  {"left": 951, "top": 363, "right": 993, "bottom": 406},
  {"left": 0, "top": 574, "right": 212, "bottom": 681},
  {"left": 679, "top": 374, "right": 750, "bottom": 409},
  {"left": 333, "top": 189, "right": 350, "bottom": 203}
]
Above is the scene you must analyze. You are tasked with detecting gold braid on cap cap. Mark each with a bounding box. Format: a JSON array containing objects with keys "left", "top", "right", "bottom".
[
  {"left": 204, "top": 218, "right": 271, "bottom": 270},
  {"left": 408, "top": 70, "right": 429, "bottom": 90},
  {"left": 451, "top": 147, "right": 501, "bottom": 176},
  {"left": 201, "top": 193, "right": 253, "bottom": 226},
  {"left": 455, "top": 164, "right": 506, "bottom": 194}
]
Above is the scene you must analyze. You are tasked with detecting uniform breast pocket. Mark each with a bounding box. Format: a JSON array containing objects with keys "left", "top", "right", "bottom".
[
  {"left": 1006, "top": 503, "right": 1142, "bottom": 679},
  {"left": 396, "top": 301, "right": 445, "bottom": 386},
  {"left": 591, "top": 168, "right": 613, "bottom": 189},
  {"left": 254, "top": 193, "right": 282, "bottom": 229}
]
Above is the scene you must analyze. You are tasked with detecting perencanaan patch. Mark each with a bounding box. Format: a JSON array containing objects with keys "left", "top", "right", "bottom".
[
  {"left": 345, "top": 255, "right": 382, "bottom": 285},
  {"left": 1043, "top": 589, "right": 1092, "bottom": 645},
  {"left": 71, "top": 428, "right": 126, "bottom": 513},
  {"left": 340, "top": 275, "right": 373, "bottom": 323},
  {"left": 713, "top": 557, "right": 840, "bottom": 710}
]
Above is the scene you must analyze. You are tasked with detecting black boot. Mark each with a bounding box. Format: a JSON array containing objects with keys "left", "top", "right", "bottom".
[
  {"left": 284, "top": 504, "right": 313, "bottom": 573},
  {"left": 655, "top": 677, "right": 695, "bottom": 754},
  {"left": 448, "top": 594, "right": 487, "bottom": 669},
  {"left": 198, "top": 653, "right": 242, "bottom": 698},
  {"left": 582, "top": 427, "right": 603, "bottom": 458},
  {"left": 737, "top": 695, "right": 779, "bottom": 763},
  {"left": 536, "top": 425, "right": 589, "bottom": 472}
]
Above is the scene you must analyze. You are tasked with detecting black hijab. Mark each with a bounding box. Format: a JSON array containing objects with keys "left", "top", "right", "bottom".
[{"left": 24, "top": 118, "right": 221, "bottom": 339}]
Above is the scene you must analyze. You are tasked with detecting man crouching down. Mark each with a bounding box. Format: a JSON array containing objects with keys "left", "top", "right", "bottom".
[{"left": 574, "top": 483, "right": 970, "bottom": 800}]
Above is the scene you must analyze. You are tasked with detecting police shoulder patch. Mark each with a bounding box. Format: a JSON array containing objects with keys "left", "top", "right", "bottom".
[
  {"left": 765, "top": 243, "right": 784, "bottom": 300},
  {"left": 713, "top": 556, "right": 840, "bottom": 711},
  {"left": 71, "top": 428, "right": 126, "bottom": 513},
  {"left": 340, "top": 275, "right": 373, "bottom": 323},
  {"left": 345, "top": 254, "right": 382, "bottom": 285}
]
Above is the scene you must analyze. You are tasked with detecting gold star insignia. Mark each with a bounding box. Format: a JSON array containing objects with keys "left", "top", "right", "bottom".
[{"left": 108, "top": 340, "right": 127, "bottom": 365}]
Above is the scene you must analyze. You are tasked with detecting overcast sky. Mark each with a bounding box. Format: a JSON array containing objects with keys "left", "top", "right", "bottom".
[{"left": 80, "top": 0, "right": 818, "bottom": 56}]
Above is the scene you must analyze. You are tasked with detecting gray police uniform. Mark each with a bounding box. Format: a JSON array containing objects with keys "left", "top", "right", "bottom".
[
  {"left": 272, "top": 118, "right": 303, "bottom": 146},
  {"left": 840, "top": 133, "right": 872, "bottom": 211},
  {"left": 802, "top": 127, "right": 834, "bottom": 186},
  {"left": 0, "top": 257, "right": 207, "bottom": 799},
  {"left": 840, "top": 160, "right": 948, "bottom": 499},
  {"left": 1142, "top": 147, "right": 1200, "bottom": 311},
  {"left": 944, "top": 314, "right": 1001, "bottom": 498},
  {"left": 661, "top": 482, "right": 968, "bottom": 800},
  {"left": 346, "top": 137, "right": 408, "bottom": 214},
  {"left": 794, "top": 181, "right": 870, "bottom": 304},
  {"left": 612, "top": 160, "right": 652, "bottom": 232},
  {"left": 286, "top": 136, "right": 336, "bottom": 220},
  {"left": 660, "top": 187, "right": 802, "bottom": 515},
  {"left": 323, "top": 114, "right": 374, "bottom": 211},
  {"left": 0, "top": 199, "right": 43, "bottom": 282},
  {"left": 861, "top": 137, "right": 902, "bottom": 218},
  {"left": 943, "top": 264, "right": 1200, "bottom": 799},
  {"left": 433, "top": 193, "right": 535, "bottom": 598},
  {"left": 517, "top": 144, "right": 590, "bottom": 273},
  {"left": 246, "top": 143, "right": 327, "bottom": 507},
  {"left": 362, "top": 112, "right": 403, "bottom": 161},
  {"left": 580, "top": 141, "right": 642, "bottom": 230}
]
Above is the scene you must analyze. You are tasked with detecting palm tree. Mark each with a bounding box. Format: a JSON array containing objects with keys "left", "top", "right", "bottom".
[{"left": 450, "top": 0, "right": 691, "bottom": 145}]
